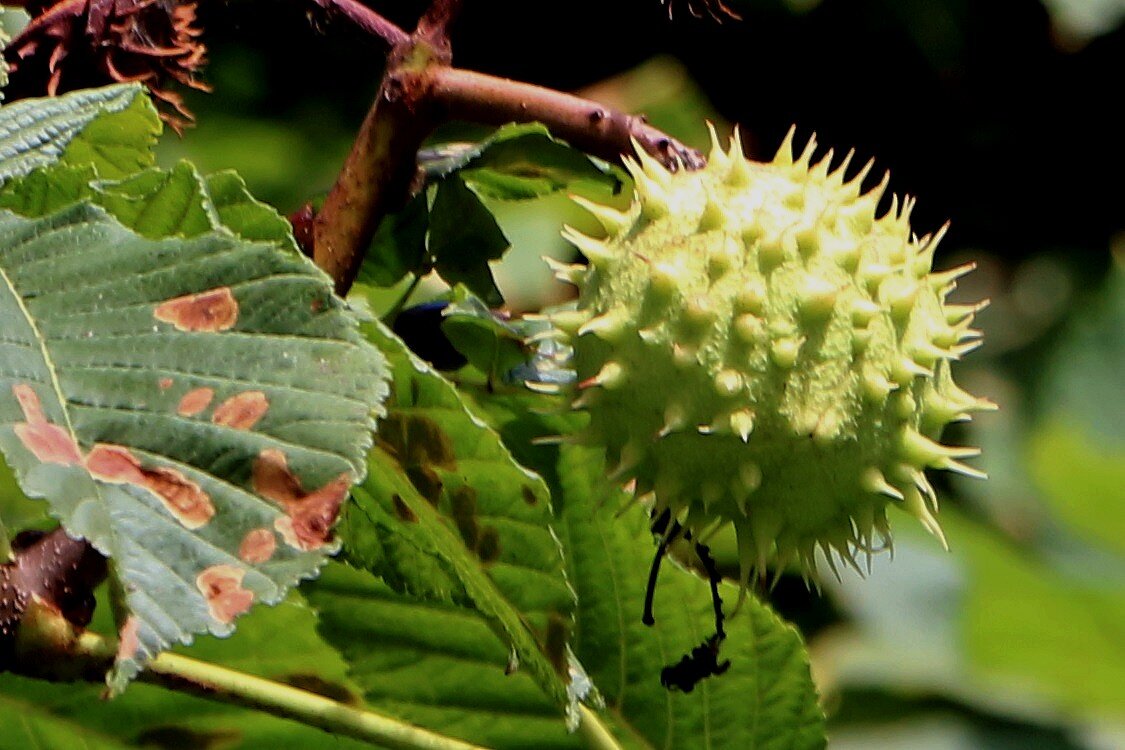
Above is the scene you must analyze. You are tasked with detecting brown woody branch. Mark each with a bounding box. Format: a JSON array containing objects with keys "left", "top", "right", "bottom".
[
  {"left": 430, "top": 68, "right": 705, "bottom": 172},
  {"left": 310, "top": 0, "right": 704, "bottom": 296},
  {"left": 312, "top": 0, "right": 410, "bottom": 47}
]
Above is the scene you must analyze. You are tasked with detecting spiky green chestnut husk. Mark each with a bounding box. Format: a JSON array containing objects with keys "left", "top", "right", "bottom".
[{"left": 555, "top": 128, "right": 995, "bottom": 583}]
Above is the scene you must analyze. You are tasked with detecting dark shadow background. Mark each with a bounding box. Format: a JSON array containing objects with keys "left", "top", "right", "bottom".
[{"left": 193, "top": 0, "right": 1122, "bottom": 273}]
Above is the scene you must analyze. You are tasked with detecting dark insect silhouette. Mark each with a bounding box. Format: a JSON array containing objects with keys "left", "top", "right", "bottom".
[
  {"left": 661, "top": 634, "right": 732, "bottom": 692},
  {"left": 644, "top": 510, "right": 732, "bottom": 691}
]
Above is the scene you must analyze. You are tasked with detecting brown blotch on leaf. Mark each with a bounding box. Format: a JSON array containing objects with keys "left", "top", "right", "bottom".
[
  {"left": 391, "top": 494, "right": 418, "bottom": 523},
  {"left": 405, "top": 465, "right": 444, "bottom": 506},
  {"left": 521, "top": 485, "right": 538, "bottom": 505},
  {"left": 378, "top": 413, "right": 458, "bottom": 471},
  {"left": 158, "top": 378, "right": 175, "bottom": 391},
  {"left": 544, "top": 612, "right": 571, "bottom": 676},
  {"left": 11, "top": 384, "right": 83, "bottom": 466},
  {"left": 252, "top": 449, "right": 350, "bottom": 551},
  {"left": 238, "top": 528, "right": 277, "bottom": 564},
  {"left": 212, "top": 391, "right": 268, "bottom": 430},
  {"left": 116, "top": 615, "right": 141, "bottom": 662},
  {"left": 86, "top": 444, "right": 215, "bottom": 529},
  {"left": 154, "top": 287, "right": 238, "bottom": 332},
  {"left": 449, "top": 485, "right": 480, "bottom": 549},
  {"left": 177, "top": 387, "right": 214, "bottom": 417},
  {"left": 477, "top": 526, "right": 501, "bottom": 564},
  {"left": 196, "top": 564, "right": 254, "bottom": 625}
]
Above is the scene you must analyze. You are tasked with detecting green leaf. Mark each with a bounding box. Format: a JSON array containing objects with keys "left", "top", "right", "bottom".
[
  {"left": 1037, "top": 266, "right": 1124, "bottom": 441},
  {"left": 0, "top": 84, "right": 159, "bottom": 182},
  {"left": 0, "top": 164, "right": 97, "bottom": 217},
  {"left": 441, "top": 285, "right": 529, "bottom": 381},
  {"left": 422, "top": 123, "right": 620, "bottom": 201},
  {"left": 475, "top": 392, "right": 827, "bottom": 750},
  {"left": 0, "top": 204, "right": 388, "bottom": 689},
  {"left": 0, "top": 596, "right": 371, "bottom": 749},
  {"left": 93, "top": 161, "right": 215, "bottom": 238},
  {"left": 1027, "top": 420, "right": 1125, "bottom": 557},
  {"left": 429, "top": 175, "right": 509, "bottom": 306},
  {"left": 306, "top": 562, "right": 581, "bottom": 749},
  {"left": 556, "top": 444, "right": 827, "bottom": 750},
  {"left": 0, "top": 696, "right": 133, "bottom": 749},
  {"left": 821, "top": 508, "right": 1125, "bottom": 728},
  {"left": 339, "top": 322, "right": 580, "bottom": 724},
  {"left": 204, "top": 171, "right": 302, "bottom": 253},
  {"left": 358, "top": 191, "right": 430, "bottom": 288},
  {"left": 0, "top": 453, "right": 48, "bottom": 540},
  {"left": 1, "top": 161, "right": 304, "bottom": 253},
  {"left": 956, "top": 510, "right": 1125, "bottom": 720}
]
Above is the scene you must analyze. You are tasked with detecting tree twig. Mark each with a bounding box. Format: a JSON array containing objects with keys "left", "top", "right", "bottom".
[
  {"left": 311, "top": 39, "right": 446, "bottom": 294},
  {"left": 313, "top": 0, "right": 410, "bottom": 47},
  {"left": 415, "top": 0, "right": 464, "bottom": 51},
  {"left": 308, "top": 0, "right": 703, "bottom": 295},
  {"left": 430, "top": 67, "right": 704, "bottom": 171}
]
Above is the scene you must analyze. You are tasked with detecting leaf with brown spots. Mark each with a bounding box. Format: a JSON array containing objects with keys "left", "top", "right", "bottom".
[
  {"left": 339, "top": 322, "right": 584, "bottom": 726},
  {"left": 177, "top": 387, "right": 214, "bottom": 417},
  {"left": 0, "top": 203, "right": 388, "bottom": 690},
  {"left": 154, "top": 287, "right": 240, "bottom": 332},
  {"left": 0, "top": 594, "right": 372, "bottom": 749},
  {"left": 212, "top": 391, "right": 269, "bottom": 430}
]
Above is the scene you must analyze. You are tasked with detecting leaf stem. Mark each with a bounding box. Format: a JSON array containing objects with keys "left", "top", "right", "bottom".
[
  {"left": 139, "top": 650, "right": 488, "bottom": 750},
  {"left": 578, "top": 705, "right": 626, "bottom": 750},
  {"left": 381, "top": 272, "right": 426, "bottom": 325}
]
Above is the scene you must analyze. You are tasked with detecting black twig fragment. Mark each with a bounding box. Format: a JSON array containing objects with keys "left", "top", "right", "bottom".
[
  {"left": 643, "top": 512, "right": 681, "bottom": 627},
  {"left": 660, "top": 634, "right": 731, "bottom": 692}
]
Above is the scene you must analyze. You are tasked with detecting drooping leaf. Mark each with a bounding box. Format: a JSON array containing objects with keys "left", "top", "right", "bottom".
[
  {"left": 429, "top": 175, "right": 509, "bottom": 306},
  {"left": 441, "top": 285, "right": 528, "bottom": 382},
  {"left": 338, "top": 321, "right": 581, "bottom": 724},
  {"left": 0, "top": 83, "right": 159, "bottom": 182},
  {"left": 0, "top": 595, "right": 371, "bottom": 749},
  {"left": 306, "top": 562, "right": 582, "bottom": 749},
  {"left": 358, "top": 191, "right": 430, "bottom": 288},
  {"left": 420, "top": 123, "right": 620, "bottom": 201},
  {"left": 0, "top": 203, "right": 388, "bottom": 689},
  {"left": 204, "top": 170, "right": 303, "bottom": 253},
  {"left": 475, "top": 392, "right": 827, "bottom": 750}
]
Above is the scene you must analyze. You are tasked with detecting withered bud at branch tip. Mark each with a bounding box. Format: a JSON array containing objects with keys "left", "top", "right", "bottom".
[{"left": 4, "top": 0, "right": 211, "bottom": 134}]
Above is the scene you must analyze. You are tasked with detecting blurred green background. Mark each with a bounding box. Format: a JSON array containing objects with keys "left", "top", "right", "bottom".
[{"left": 5, "top": 0, "right": 1125, "bottom": 747}]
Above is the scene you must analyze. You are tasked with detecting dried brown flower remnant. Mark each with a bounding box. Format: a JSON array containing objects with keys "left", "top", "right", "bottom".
[
  {"left": 663, "top": 0, "right": 742, "bottom": 21},
  {"left": 4, "top": 0, "right": 211, "bottom": 133}
]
